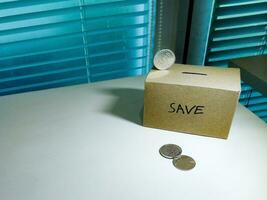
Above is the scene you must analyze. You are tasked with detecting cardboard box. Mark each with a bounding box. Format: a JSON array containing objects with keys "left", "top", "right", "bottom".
[
  {"left": 143, "top": 64, "right": 241, "bottom": 139},
  {"left": 229, "top": 55, "right": 267, "bottom": 97}
]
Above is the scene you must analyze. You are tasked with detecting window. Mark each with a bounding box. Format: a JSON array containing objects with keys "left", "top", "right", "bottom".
[{"left": 0, "top": 0, "right": 156, "bottom": 96}]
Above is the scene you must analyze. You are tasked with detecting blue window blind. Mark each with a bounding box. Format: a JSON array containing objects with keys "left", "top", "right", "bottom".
[
  {"left": 205, "top": 0, "right": 267, "bottom": 67},
  {"left": 189, "top": 0, "right": 267, "bottom": 122},
  {"left": 240, "top": 82, "right": 267, "bottom": 122},
  {"left": 0, "top": 0, "right": 156, "bottom": 96}
]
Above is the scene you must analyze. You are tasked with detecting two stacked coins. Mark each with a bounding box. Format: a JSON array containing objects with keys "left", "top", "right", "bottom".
[{"left": 159, "top": 144, "right": 196, "bottom": 171}]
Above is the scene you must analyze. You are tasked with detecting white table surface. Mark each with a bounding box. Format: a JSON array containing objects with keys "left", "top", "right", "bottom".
[{"left": 0, "top": 76, "right": 267, "bottom": 200}]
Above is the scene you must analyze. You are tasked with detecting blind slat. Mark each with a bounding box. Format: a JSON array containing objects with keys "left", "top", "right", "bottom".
[
  {"left": 212, "top": 25, "right": 267, "bottom": 42},
  {"left": 208, "top": 46, "right": 259, "bottom": 62},
  {"left": 0, "top": 1, "right": 79, "bottom": 18},
  {"left": 210, "top": 36, "right": 264, "bottom": 52},
  {"left": 0, "top": 34, "right": 148, "bottom": 69},
  {"left": 214, "top": 14, "right": 267, "bottom": 31},
  {"left": 0, "top": 76, "right": 88, "bottom": 96},
  {"left": 1, "top": 24, "right": 148, "bottom": 59},
  {"left": 218, "top": 0, "right": 267, "bottom": 8},
  {"left": 216, "top": 2, "right": 267, "bottom": 19},
  {"left": 91, "top": 67, "right": 144, "bottom": 82},
  {"left": 0, "top": 12, "right": 149, "bottom": 44},
  {"left": 0, "top": 68, "right": 87, "bottom": 90}
]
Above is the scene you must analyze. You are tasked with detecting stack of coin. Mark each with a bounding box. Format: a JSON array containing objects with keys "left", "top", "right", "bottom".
[{"left": 159, "top": 144, "right": 196, "bottom": 171}]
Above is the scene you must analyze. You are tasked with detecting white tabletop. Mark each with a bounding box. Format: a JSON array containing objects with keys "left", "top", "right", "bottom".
[{"left": 0, "top": 76, "right": 267, "bottom": 200}]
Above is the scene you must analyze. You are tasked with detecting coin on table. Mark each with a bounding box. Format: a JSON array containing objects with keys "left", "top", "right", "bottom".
[
  {"left": 159, "top": 144, "right": 182, "bottom": 159},
  {"left": 173, "top": 155, "right": 196, "bottom": 171},
  {"left": 153, "top": 49, "right": 176, "bottom": 70}
]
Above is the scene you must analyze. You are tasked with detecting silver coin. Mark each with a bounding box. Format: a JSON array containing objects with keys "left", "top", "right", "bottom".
[
  {"left": 159, "top": 144, "right": 182, "bottom": 159},
  {"left": 153, "top": 49, "right": 176, "bottom": 70},
  {"left": 173, "top": 155, "right": 196, "bottom": 171}
]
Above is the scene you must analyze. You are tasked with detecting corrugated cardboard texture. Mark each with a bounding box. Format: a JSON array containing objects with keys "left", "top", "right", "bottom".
[
  {"left": 229, "top": 55, "right": 267, "bottom": 97},
  {"left": 143, "top": 64, "right": 241, "bottom": 139}
]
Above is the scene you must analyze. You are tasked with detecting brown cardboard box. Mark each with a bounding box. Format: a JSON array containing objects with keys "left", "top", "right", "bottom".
[
  {"left": 143, "top": 64, "right": 241, "bottom": 139},
  {"left": 229, "top": 55, "right": 267, "bottom": 97}
]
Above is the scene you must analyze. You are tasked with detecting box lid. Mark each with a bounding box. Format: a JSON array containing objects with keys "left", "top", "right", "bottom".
[
  {"left": 229, "top": 55, "right": 267, "bottom": 96},
  {"left": 146, "top": 64, "right": 240, "bottom": 92}
]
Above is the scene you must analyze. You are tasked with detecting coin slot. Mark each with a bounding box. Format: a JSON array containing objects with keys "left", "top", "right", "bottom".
[{"left": 182, "top": 72, "right": 207, "bottom": 76}]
